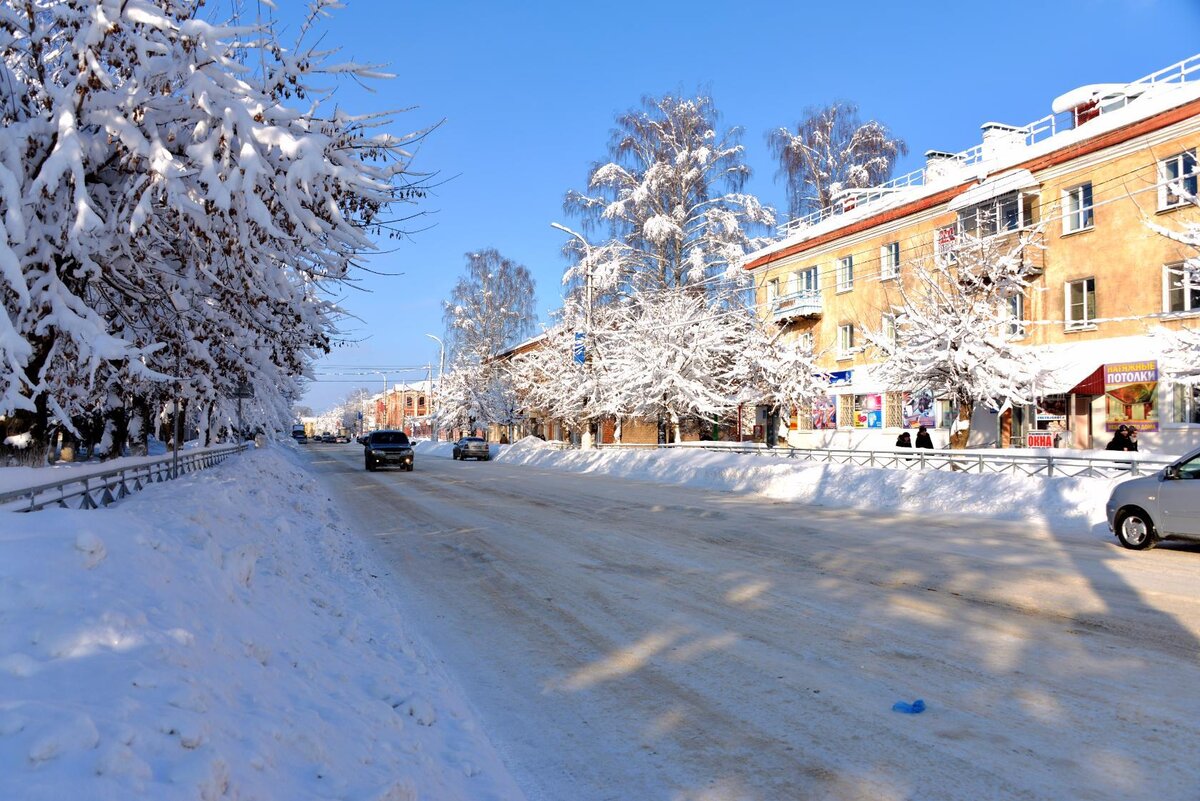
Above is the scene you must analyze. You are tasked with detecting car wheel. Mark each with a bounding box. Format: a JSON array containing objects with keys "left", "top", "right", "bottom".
[{"left": 1115, "top": 507, "right": 1157, "bottom": 550}]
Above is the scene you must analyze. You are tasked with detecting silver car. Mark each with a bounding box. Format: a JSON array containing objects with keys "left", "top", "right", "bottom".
[
  {"left": 453, "top": 436, "right": 491, "bottom": 461},
  {"left": 1107, "top": 445, "right": 1200, "bottom": 549}
]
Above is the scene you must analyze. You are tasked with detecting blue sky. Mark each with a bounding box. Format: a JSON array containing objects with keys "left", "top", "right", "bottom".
[{"left": 297, "top": 0, "right": 1200, "bottom": 411}]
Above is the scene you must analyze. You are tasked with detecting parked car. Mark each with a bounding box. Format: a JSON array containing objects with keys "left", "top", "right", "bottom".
[
  {"left": 1107, "top": 445, "right": 1200, "bottom": 549},
  {"left": 356, "top": 433, "right": 369, "bottom": 445},
  {"left": 334, "top": 434, "right": 349, "bottom": 443},
  {"left": 453, "top": 436, "right": 490, "bottom": 461},
  {"left": 363, "top": 430, "right": 414, "bottom": 472},
  {"left": 321, "top": 433, "right": 334, "bottom": 443}
]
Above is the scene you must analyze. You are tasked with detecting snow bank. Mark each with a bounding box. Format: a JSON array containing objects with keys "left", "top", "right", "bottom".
[
  {"left": 0, "top": 445, "right": 522, "bottom": 801},
  {"left": 492, "top": 441, "right": 1128, "bottom": 532}
]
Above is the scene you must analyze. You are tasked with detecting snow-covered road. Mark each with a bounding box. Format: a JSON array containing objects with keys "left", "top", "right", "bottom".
[{"left": 307, "top": 444, "right": 1200, "bottom": 801}]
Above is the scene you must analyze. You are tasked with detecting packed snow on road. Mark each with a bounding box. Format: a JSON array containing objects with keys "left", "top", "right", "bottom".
[{"left": 3, "top": 438, "right": 1199, "bottom": 800}]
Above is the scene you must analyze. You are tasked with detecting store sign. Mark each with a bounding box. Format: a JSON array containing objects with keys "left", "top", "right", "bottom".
[
  {"left": 826, "top": 369, "right": 853, "bottom": 388},
  {"left": 1026, "top": 431, "right": 1055, "bottom": 448},
  {"left": 1104, "top": 360, "right": 1159, "bottom": 432}
]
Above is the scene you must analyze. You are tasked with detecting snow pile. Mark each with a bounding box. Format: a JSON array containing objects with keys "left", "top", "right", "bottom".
[
  {"left": 0, "top": 446, "right": 521, "bottom": 800},
  {"left": 494, "top": 445, "right": 1129, "bottom": 531}
]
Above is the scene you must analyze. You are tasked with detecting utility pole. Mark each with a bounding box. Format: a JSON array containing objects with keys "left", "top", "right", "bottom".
[
  {"left": 551, "top": 223, "right": 597, "bottom": 449},
  {"left": 425, "top": 334, "right": 444, "bottom": 442}
]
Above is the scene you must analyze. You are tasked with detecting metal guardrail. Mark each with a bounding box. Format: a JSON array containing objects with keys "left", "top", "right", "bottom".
[
  {"left": 596, "top": 442, "right": 1174, "bottom": 479},
  {"left": 0, "top": 443, "right": 251, "bottom": 512}
]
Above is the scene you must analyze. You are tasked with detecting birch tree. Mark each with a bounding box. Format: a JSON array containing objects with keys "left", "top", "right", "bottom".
[
  {"left": 768, "top": 101, "right": 907, "bottom": 221},
  {"left": 442, "top": 249, "right": 537, "bottom": 363},
  {"left": 563, "top": 93, "right": 774, "bottom": 298}
]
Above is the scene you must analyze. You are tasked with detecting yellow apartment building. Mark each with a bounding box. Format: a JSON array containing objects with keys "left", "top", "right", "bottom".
[{"left": 745, "top": 54, "right": 1200, "bottom": 454}]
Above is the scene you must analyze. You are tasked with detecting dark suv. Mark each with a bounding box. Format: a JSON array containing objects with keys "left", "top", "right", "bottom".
[{"left": 363, "top": 430, "right": 414, "bottom": 472}]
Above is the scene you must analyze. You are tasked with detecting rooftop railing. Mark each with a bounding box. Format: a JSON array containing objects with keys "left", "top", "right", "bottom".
[{"left": 776, "top": 53, "right": 1200, "bottom": 239}]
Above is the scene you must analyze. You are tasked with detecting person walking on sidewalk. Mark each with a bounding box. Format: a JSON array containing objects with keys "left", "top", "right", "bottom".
[{"left": 915, "top": 426, "right": 934, "bottom": 449}]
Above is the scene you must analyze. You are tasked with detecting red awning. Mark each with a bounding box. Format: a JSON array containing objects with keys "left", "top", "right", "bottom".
[{"left": 1069, "top": 365, "right": 1106, "bottom": 395}]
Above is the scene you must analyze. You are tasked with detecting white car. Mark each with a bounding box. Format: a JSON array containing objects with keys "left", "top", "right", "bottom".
[{"left": 1107, "top": 445, "right": 1200, "bottom": 549}]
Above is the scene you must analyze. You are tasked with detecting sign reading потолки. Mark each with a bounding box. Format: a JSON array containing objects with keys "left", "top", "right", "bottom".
[{"left": 1104, "top": 360, "right": 1158, "bottom": 432}]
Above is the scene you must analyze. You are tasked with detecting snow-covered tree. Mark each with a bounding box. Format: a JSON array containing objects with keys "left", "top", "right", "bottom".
[
  {"left": 563, "top": 93, "right": 774, "bottom": 297},
  {"left": 0, "top": 0, "right": 428, "bottom": 463},
  {"left": 442, "top": 249, "right": 537, "bottom": 365},
  {"left": 863, "top": 222, "right": 1046, "bottom": 449},
  {"left": 733, "top": 324, "right": 828, "bottom": 422},
  {"left": 768, "top": 101, "right": 907, "bottom": 221},
  {"left": 1147, "top": 184, "right": 1200, "bottom": 381},
  {"left": 436, "top": 357, "right": 515, "bottom": 434}
]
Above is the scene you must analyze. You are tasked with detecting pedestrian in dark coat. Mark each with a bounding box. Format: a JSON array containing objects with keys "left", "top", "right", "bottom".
[
  {"left": 895, "top": 432, "right": 912, "bottom": 448},
  {"left": 915, "top": 426, "right": 934, "bottom": 449},
  {"left": 1107, "top": 425, "right": 1131, "bottom": 451}
]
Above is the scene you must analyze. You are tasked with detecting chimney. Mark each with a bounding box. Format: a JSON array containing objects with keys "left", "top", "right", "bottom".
[
  {"left": 924, "top": 150, "right": 959, "bottom": 182},
  {"left": 979, "top": 122, "right": 1026, "bottom": 161}
]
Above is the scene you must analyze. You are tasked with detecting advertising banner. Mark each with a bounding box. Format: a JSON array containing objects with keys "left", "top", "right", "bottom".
[
  {"left": 811, "top": 396, "right": 837, "bottom": 429},
  {"left": 1104, "top": 360, "right": 1158, "bottom": 432},
  {"left": 902, "top": 389, "right": 935, "bottom": 428},
  {"left": 853, "top": 394, "right": 882, "bottom": 428}
]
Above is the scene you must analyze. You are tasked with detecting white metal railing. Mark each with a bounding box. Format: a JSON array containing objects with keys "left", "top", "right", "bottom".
[
  {"left": 594, "top": 441, "right": 1173, "bottom": 479},
  {"left": 0, "top": 443, "right": 250, "bottom": 512},
  {"left": 771, "top": 289, "right": 823, "bottom": 320},
  {"left": 776, "top": 53, "right": 1200, "bottom": 239}
]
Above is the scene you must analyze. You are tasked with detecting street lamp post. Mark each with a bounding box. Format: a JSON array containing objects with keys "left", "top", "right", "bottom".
[
  {"left": 424, "top": 333, "right": 444, "bottom": 442},
  {"left": 551, "top": 223, "right": 597, "bottom": 449}
]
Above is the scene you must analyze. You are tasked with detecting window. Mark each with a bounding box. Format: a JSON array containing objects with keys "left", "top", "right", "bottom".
[
  {"left": 798, "top": 266, "right": 819, "bottom": 293},
  {"left": 935, "top": 225, "right": 957, "bottom": 265},
  {"left": 1005, "top": 293, "right": 1025, "bottom": 338},
  {"left": 798, "top": 331, "right": 814, "bottom": 352},
  {"left": 1065, "top": 277, "right": 1096, "bottom": 330},
  {"left": 837, "top": 256, "right": 854, "bottom": 291},
  {"left": 1164, "top": 262, "right": 1200, "bottom": 313},
  {"left": 1063, "top": 183, "right": 1094, "bottom": 233},
  {"left": 766, "top": 277, "right": 779, "bottom": 306},
  {"left": 957, "top": 192, "right": 1025, "bottom": 238},
  {"left": 880, "top": 242, "right": 900, "bottom": 279},
  {"left": 837, "top": 323, "right": 855, "bottom": 358},
  {"left": 1171, "top": 384, "right": 1200, "bottom": 424},
  {"left": 787, "top": 270, "right": 800, "bottom": 296},
  {"left": 1159, "top": 150, "right": 1198, "bottom": 210},
  {"left": 881, "top": 313, "right": 896, "bottom": 347}
]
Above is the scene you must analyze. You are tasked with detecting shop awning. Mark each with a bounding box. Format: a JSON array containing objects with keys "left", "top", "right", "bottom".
[
  {"left": 1069, "top": 365, "right": 1106, "bottom": 395},
  {"left": 947, "top": 169, "right": 1039, "bottom": 212}
]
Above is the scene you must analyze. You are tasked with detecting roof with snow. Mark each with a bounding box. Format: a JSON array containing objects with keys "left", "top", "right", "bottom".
[{"left": 744, "top": 53, "right": 1200, "bottom": 270}]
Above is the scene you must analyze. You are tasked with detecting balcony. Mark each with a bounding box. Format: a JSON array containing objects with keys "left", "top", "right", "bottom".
[{"left": 771, "top": 290, "right": 823, "bottom": 322}]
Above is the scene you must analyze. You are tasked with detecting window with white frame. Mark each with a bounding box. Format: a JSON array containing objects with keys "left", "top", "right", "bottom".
[
  {"left": 880, "top": 242, "right": 900, "bottom": 279},
  {"left": 1164, "top": 262, "right": 1200, "bottom": 313},
  {"left": 881, "top": 313, "right": 897, "bottom": 347},
  {"left": 837, "top": 256, "right": 854, "bottom": 291},
  {"left": 766, "top": 277, "right": 779, "bottom": 306},
  {"left": 935, "top": 225, "right": 957, "bottom": 265},
  {"left": 798, "top": 331, "right": 815, "bottom": 352},
  {"left": 1159, "top": 150, "right": 1198, "bottom": 210},
  {"left": 957, "top": 191, "right": 1024, "bottom": 238},
  {"left": 787, "top": 270, "right": 800, "bottom": 296},
  {"left": 1171, "top": 383, "right": 1200, "bottom": 424},
  {"left": 1065, "top": 277, "right": 1096, "bottom": 330},
  {"left": 837, "top": 323, "right": 854, "bottom": 358},
  {"left": 1063, "top": 182, "right": 1094, "bottom": 233},
  {"left": 799, "top": 266, "right": 819, "bottom": 293},
  {"left": 1005, "top": 292, "right": 1025, "bottom": 337}
]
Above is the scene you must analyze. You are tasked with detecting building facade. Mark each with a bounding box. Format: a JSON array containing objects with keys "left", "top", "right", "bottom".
[{"left": 746, "top": 54, "right": 1200, "bottom": 454}]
